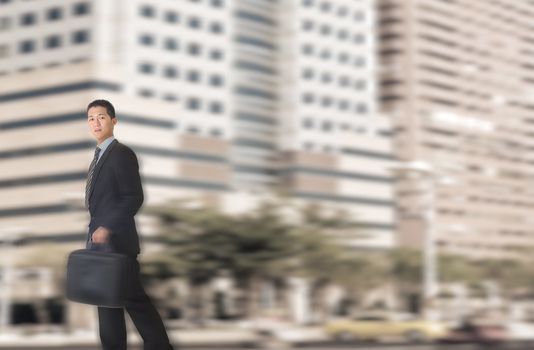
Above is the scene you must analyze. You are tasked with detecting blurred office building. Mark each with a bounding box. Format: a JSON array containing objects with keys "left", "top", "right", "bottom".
[
  {"left": 0, "top": 0, "right": 393, "bottom": 251},
  {"left": 378, "top": 0, "right": 534, "bottom": 259},
  {"left": 0, "top": 0, "right": 393, "bottom": 326}
]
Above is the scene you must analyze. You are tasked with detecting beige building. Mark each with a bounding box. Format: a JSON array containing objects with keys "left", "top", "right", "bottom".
[{"left": 378, "top": 0, "right": 534, "bottom": 259}]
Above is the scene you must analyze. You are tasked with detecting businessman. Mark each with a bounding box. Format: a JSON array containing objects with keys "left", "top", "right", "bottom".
[{"left": 85, "top": 99, "right": 174, "bottom": 350}]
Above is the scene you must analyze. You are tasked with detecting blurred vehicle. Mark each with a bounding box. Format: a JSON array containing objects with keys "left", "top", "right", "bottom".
[
  {"left": 439, "top": 321, "right": 507, "bottom": 344},
  {"left": 505, "top": 322, "right": 534, "bottom": 344},
  {"left": 324, "top": 312, "right": 448, "bottom": 343}
]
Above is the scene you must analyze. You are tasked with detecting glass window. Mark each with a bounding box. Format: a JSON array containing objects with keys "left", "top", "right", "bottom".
[
  {"left": 139, "top": 62, "right": 155, "bottom": 74},
  {"left": 164, "top": 37, "right": 179, "bottom": 51},
  {"left": 45, "top": 35, "right": 62, "bottom": 49},
  {"left": 163, "top": 66, "right": 178, "bottom": 78},
  {"left": 187, "top": 70, "right": 200, "bottom": 82},
  {"left": 46, "top": 7, "right": 63, "bottom": 21},
  {"left": 18, "top": 39, "right": 35, "bottom": 54},
  {"left": 209, "top": 75, "right": 224, "bottom": 86},
  {"left": 73, "top": 2, "right": 90, "bottom": 16},
  {"left": 187, "top": 98, "right": 201, "bottom": 110},
  {"left": 139, "top": 89, "right": 154, "bottom": 98},
  {"left": 210, "top": 102, "right": 224, "bottom": 114},
  {"left": 20, "top": 13, "right": 36, "bottom": 26},
  {"left": 210, "top": 22, "right": 223, "bottom": 34},
  {"left": 320, "top": 2, "right": 331, "bottom": 12},
  {"left": 140, "top": 5, "right": 155, "bottom": 18},
  {"left": 211, "top": 0, "right": 224, "bottom": 7},
  {"left": 165, "top": 11, "right": 179, "bottom": 23},
  {"left": 188, "top": 17, "right": 201, "bottom": 29},
  {"left": 210, "top": 49, "right": 223, "bottom": 60},
  {"left": 72, "top": 30, "right": 90, "bottom": 44},
  {"left": 139, "top": 34, "right": 155, "bottom": 46},
  {"left": 187, "top": 43, "right": 201, "bottom": 56},
  {"left": 321, "top": 96, "right": 333, "bottom": 107}
]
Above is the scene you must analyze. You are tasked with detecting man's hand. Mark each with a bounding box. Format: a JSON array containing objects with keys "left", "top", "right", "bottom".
[{"left": 91, "top": 226, "right": 111, "bottom": 244}]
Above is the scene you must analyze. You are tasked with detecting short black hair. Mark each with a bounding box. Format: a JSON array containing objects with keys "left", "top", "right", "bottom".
[{"left": 87, "top": 99, "right": 116, "bottom": 119}]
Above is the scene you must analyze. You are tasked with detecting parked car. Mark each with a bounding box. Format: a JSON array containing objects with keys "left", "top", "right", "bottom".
[
  {"left": 324, "top": 312, "right": 448, "bottom": 343},
  {"left": 439, "top": 321, "right": 507, "bottom": 345}
]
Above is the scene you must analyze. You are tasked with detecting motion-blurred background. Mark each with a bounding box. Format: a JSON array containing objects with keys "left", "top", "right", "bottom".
[{"left": 1, "top": 0, "right": 534, "bottom": 347}]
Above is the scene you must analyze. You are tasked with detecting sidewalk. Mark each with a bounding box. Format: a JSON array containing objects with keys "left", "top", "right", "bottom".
[
  {"left": 0, "top": 328, "right": 260, "bottom": 348},
  {"left": 0, "top": 325, "right": 327, "bottom": 348}
]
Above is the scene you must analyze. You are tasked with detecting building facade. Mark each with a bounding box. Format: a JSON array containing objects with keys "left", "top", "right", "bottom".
[
  {"left": 0, "top": 0, "right": 394, "bottom": 253},
  {"left": 378, "top": 0, "right": 534, "bottom": 259}
]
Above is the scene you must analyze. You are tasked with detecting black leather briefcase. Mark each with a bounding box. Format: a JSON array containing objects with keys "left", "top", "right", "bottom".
[{"left": 66, "top": 248, "right": 131, "bottom": 308}]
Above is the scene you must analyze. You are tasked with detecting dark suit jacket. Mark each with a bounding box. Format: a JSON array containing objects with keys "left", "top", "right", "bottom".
[{"left": 86, "top": 139, "right": 143, "bottom": 256}]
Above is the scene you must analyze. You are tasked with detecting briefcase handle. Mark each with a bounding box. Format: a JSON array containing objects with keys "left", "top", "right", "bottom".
[{"left": 88, "top": 240, "right": 114, "bottom": 253}]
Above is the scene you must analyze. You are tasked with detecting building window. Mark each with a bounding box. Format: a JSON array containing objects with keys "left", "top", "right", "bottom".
[
  {"left": 356, "top": 103, "right": 368, "bottom": 114},
  {"left": 187, "top": 98, "right": 201, "bottom": 110},
  {"left": 353, "top": 56, "right": 366, "bottom": 67},
  {"left": 321, "top": 121, "right": 333, "bottom": 131},
  {"left": 163, "top": 94, "right": 179, "bottom": 102},
  {"left": 139, "top": 62, "right": 155, "bottom": 74},
  {"left": 210, "top": 49, "right": 223, "bottom": 60},
  {"left": 320, "top": 24, "right": 331, "bottom": 36},
  {"left": 72, "top": 30, "right": 90, "bottom": 44},
  {"left": 321, "top": 73, "right": 332, "bottom": 83},
  {"left": 187, "top": 43, "right": 201, "bottom": 56},
  {"left": 211, "top": 0, "right": 224, "bottom": 7},
  {"left": 337, "top": 6, "right": 348, "bottom": 17},
  {"left": 139, "top": 89, "right": 154, "bottom": 98},
  {"left": 210, "top": 102, "right": 224, "bottom": 114},
  {"left": 139, "top": 34, "right": 155, "bottom": 46},
  {"left": 209, "top": 74, "right": 224, "bottom": 86},
  {"left": 18, "top": 39, "right": 35, "bottom": 54},
  {"left": 163, "top": 66, "right": 178, "bottom": 78},
  {"left": 210, "top": 22, "right": 224, "bottom": 34},
  {"left": 165, "top": 11, "right": 179, "bottom": 23},
  {"left": 20, "top": 13, "right": 36, "bottom": 26},
  {"left": 45, "top": 35, "right": 62, "bottom": 49},
  {"left": 188, "top": 17, "right": 201, "bottom": 29},
  {"left": 302, "top": 93, "right": 314, "bottom": 104},
  {"left": 302, "top": 68, "right": 314, "bottom": 80},
  {"left": 186, "top": 70, "right": 200, "bottom": 82},
  {"left": 354, "top": 11, "right": 365, "bottom": 21},
  {"left": 164, "top": 37, "right": 179, "bottom": 51},
  {"left": 46, "top": 7, "right": 63, "bottom": 21},
  {"left": 210, "top": 129, "right": 222, "bottom": 137},
  {"left": 73, "top": 2, "right": 90, "bottom": 16},
  {"left": 302, "top": 20, "right": 313, "bottom": 31},
  {"left": 320, "top": 2, "right": 332, "bottom": 12},
  {"left": 302, "top": 118, "right": 314, "bottom": 129},
  {"left": 301, "top": 44, "right": 313, "bottom": 55},
  {"left": 353, "top": 34, "right": 365, "bottom": 44},
  {"left": 140, "top": 5, "right": 155, "bottom": 18}
]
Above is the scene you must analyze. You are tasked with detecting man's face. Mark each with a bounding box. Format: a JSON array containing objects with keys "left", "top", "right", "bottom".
[{"left": 87, "top": 106, "right": 117, "bottom": 144}]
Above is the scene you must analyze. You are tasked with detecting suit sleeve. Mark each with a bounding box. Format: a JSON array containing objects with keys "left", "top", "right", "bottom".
[{"left": 102, "top": 147, "right": 144, "bottom": 234}]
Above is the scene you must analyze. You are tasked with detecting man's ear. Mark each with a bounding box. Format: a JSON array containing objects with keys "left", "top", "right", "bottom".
[{"left": 112, "top": 118, "right": 118, "bottom": 125}]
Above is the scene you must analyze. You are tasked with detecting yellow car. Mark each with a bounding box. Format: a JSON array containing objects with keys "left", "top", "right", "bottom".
[{"left": 325, "top": 312, "right": 448, "bottom": 343}]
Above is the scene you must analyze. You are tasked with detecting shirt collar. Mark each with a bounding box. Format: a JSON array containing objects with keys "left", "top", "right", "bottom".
[{"left": 96, "top": 136, "right": 115, "bottom": 159}]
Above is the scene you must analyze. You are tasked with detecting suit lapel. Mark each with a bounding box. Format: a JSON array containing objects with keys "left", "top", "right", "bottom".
[{"left": 88, "top": 139, "right": 118, "bottom": 202}]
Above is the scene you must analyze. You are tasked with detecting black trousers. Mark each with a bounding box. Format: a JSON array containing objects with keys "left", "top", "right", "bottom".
[{"left": 97, "top": 258, "right": 174, "bottom": 350}]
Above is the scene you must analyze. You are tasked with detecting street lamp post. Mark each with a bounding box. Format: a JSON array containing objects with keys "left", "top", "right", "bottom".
[{"left": 390, "top": 161, "right": 440, "bottom": 318}]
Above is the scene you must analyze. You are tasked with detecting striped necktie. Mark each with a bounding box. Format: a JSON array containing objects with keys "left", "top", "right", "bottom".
[{"left": 85, "top": 147, "right": 101, "bottom": 208}]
